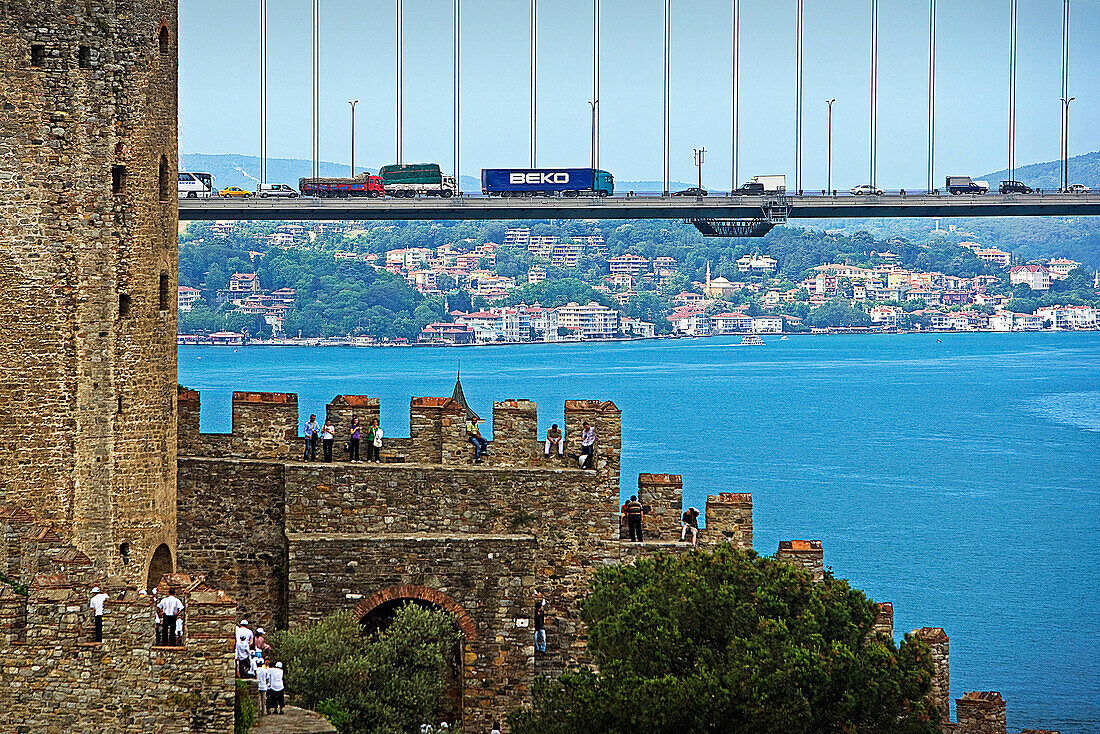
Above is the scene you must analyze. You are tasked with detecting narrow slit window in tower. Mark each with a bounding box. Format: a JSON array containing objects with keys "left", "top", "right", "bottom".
[
  {"left": 159, "top": 272, "right": 170, "bottom": 311},
  {"left": 119, "top": 293, "right": 132, "bottom": 317},
  {"left": 112, "top": 165, "right": 126, "bottom": 195},
  {"left": 158, "top": 155, "right": 171, "bottom": 202},
  {"left": 78, "top": 46, "right": 91, "bottom": 68},
  {"left": 158, "top": 26, "right": 169, "bottom": 55},
  {"left": 30, "top": 45, "right": 45, "bottom": 67}
]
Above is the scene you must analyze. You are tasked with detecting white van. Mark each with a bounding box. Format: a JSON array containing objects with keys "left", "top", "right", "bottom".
[{"left": 257, "top": 183, "right": 299, "bottom": 198}]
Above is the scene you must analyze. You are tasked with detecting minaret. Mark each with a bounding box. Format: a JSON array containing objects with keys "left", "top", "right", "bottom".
[{"left": 705, "top": 261, "right": 712, "bottom": 296}]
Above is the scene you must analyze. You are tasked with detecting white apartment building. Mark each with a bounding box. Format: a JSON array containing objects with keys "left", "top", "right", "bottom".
[
  {"left": 620, "top": 317, "right": 656, "bottom": 338},
  {"left": 868, "top": 306, "right": 898, "bottom": 329},
  {"left": 524, "top": 306, "right": 560, "bottom": 341},
  {"left": 1046, "top": 258, "right": 1081, "bottom": 280},
  {"left": 608, "top": 254, "right": 650, "bottom": 276},
  {"left": 751, "top": 316, "right": 783, "bottom": 333},
  {"left": 556, "top": 301, "right": 619, "bottom": 339},
  {"left": 736, "top": 255, "right": 778, "bottom": 274},
  {"left": 974, "top": 248, "right": 1011, "bottom": 268},
  {"left": 1036, "top": 305, "right": 1098, "bottom": 330},
  {"left": 1009, "top": 265, "right": 1051, "bottom": 291},
  {"left": 669, "top": 312, "right": 711, "bottom": 336},
  {"left": 503, "top": 227, "right": 531, "bottom": 248},
  {"left": 527, "top": 266, "right": 547, "bottom": 285},
  {"left": 710, "top": 313, "right": 753, "bottom": 334},
  {"left": 551, "top": 241, "right": 584, "bottom": 267},
  {"left": 178, "top": 286, "right": 201, "bottom": 312}
]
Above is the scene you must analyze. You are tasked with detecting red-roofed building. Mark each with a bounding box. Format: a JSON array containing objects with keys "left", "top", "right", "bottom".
[{"left": 1009, "top": 264, "right": 1051, "bottom": 291}]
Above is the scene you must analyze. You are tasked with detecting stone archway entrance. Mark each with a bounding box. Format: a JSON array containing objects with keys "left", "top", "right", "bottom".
[
  {"left": 146, "top": 543, "right": 173, "bottom": 590},
  {"left": 354, "top": 585, "right": 476, "bottom": 726}
]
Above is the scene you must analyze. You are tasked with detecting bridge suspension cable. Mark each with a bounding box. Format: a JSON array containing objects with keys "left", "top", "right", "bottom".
[
  {"left": 592, "top": 0, "right": 600, "bottom": 170},
  {"left": 1060, "top": 0, "right": 1070, "bottom": 191},
  {"left": 530, "top": 0, "right": 536, "bottom": 168},
  {"left": 795, "top": 0, "right": 803, "bottom": 194},
  {"left": 396, "top": 0, "right": 403, "bottom": 165},
  {"left": 454, "top": 0, "right": 460, "bottom": 190},
  {"left": 311, "top": 0, "right": 319, "bottom": 182},
  {"left": 869, "top": 0, "right": 878, "bottom": 189},
  {"left": 662, "top": 0, "right": 670, "bottom": 196},
  {"left": 731, "top": 0, "right": 739, "bottom": 192},
  {"left": 1008, "top": 0, "right": 1017, "bottom": 182},
  {"left": 927, "top": 0, "right": 935, "bottom": 193},
  {"left": 259, "top": 0, "right": 268, "bottom": 184}
]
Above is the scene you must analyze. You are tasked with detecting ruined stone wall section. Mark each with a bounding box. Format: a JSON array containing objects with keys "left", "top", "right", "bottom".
[
  {"left": 0, "top": 574, "right": 235, "bottom": 734},
  {"left": 491, "top": 400, "right": 539, "bottom": 467},
  {"left": 872, "top": 601, "right": 894, "bottom": 639},
  {"left": 636, "top": 474, "right": 684, "bottom": 540},
  {"left": 0, "top": 0, "right": 179, "bottom": 586},
  {"left": 777, "top": 539, "right": 825, "bottom": 582},
  {"left": 955, "top": 692, "right": 1007, "bottom": 734},
  {"left": 704, "top": 492, "right": 753, "bottom": 549},
  {"left": 913, "top": 627, "right": 951, "bottom": 725}
]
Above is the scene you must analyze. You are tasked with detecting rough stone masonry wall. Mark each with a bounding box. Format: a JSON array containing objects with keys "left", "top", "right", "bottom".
[
  {"left": 176, "top": 458, "right": 288, "bottom": 630},
  {"left": 0, "top": 574, "right": 235, "bottom": 734},
  {"left": 703, "top": 492, "right": 753, "bottom": 548},
  {"left": 289, "top": 534, "right": 537, "bottom": 730},
  {"left": 0, "top": 0, "right": 179, "bottom": 586}
]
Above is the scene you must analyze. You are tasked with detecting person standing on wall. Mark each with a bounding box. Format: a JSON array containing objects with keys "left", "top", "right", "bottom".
[
  {"left": 349, "top": 416, "right": 362, "bottom": 463},
  {"left": 623, "top": 495, "right": 644, "bottom": 542},
  {"left": 320, "top": 419, "right": 335, "bottom": 462},
  {"left": 89, "top": 586, "right": 109, "bottom": 642},
  {"left": 156, "top": 587, "right": 184, "bottom": 646},
  {"left": 466, "top": 416, "right": 489, "bottom": 464},
  {"left": 268, "top": 661, "right": 286, "bottom": 714},
  {"left": 367, "top": 417, "right": 383, "bottom": 463},
  {"left": 579, "top": 422, "right": 596, "bottom": 469},
  {"left": 303, "top": 414, "right": 319, "bottom": 461},
  {"left": 681, "top": 506, "right": 700, "bottom": 546},
  {"left": 534, "top": 598, "right": 547, "bottom": 654},
  {"left": 544, "top": 423, "right": 564, "bottom": 458}
]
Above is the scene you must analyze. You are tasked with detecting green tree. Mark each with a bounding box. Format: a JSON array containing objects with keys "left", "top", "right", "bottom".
[
  {"left": 509, "top": 546, "right": 938, "bottom": 734},
  {"left": 806, "top": 299, "right": 872, "bottom": 328},
  {"left": 270, "top": 605, "right": 461, "bottom": 734}
]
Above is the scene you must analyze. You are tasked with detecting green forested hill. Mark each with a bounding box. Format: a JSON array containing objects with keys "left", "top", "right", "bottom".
[{"left": 982, "top": 150, "right": 1099, "bottom": 190}]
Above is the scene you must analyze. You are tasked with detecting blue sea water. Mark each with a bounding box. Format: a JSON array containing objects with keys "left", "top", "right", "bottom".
[{"left": 179, "top": 332, "right": 1100, "bottom": 732}]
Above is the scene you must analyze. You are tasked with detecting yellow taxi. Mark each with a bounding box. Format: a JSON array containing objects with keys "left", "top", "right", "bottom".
[{"left": 218, "top": 186, "right": 253, "bottom": 198}]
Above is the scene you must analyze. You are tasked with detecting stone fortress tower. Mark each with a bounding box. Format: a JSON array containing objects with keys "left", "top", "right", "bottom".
[{"left": 0, "top": 0, "right": 179, "bottom": 587}]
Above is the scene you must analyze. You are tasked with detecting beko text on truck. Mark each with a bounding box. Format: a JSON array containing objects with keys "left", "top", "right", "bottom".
[{"left": 481, "top": 168, "right": 614, "bottom": 197}]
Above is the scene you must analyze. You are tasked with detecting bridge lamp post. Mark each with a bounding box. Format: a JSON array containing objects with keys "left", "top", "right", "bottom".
[
  {"left": 1061, "top": 96, "right": 1074, "bottom": 191},
  {"left": 348, "top": 100, "right": 359, "bottom": 178},
  {"left": 694, "top": 147, "right": 705, "bottom": 193},
  {"left": 826, "top": 98, "right": 836, "bottom": 194},
  {"left": 588, "top": 100, "right": 599, "bottom": 170}
]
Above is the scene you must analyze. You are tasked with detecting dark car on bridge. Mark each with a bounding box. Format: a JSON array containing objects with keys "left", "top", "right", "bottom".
[
  {"left": 672, "top": 187, "right": 708, "bottom": 197},
  {"left": 999, "top": 180, "right": 1033, "bottom": 194},
  {"left": 732, "top": 182, "right": 765, "bottom": 196}
]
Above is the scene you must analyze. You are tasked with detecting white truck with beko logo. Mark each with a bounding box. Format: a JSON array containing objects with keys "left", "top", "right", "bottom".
[{"left": 481, "top": 168, "right": 614, "bottom": 197}]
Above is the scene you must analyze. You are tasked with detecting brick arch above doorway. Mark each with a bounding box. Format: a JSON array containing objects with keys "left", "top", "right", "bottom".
[{"left": 353, "top": 584, "right": 477, "bottom": 640}]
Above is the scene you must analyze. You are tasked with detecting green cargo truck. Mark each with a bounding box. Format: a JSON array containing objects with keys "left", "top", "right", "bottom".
[{"left": 379, "top": 163, "right": 458, "bottom": 198}]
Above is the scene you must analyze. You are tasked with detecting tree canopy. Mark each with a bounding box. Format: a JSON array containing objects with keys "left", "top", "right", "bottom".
[
  {"left": 269, "top": 605, "right": 461, "bottom": 734},
  {"left": 509, "top": 546, "right": 939, "bottom": 734}
]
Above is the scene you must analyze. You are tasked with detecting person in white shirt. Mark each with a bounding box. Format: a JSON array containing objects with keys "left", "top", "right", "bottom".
[
  {"left": 156, "top": 589, "right": 184, "bottom": 646},
  {"left": 320, "top": 420, "right": 335, "bottom": 462},
  {"left": 255, "top": 658, "right": 270, "bottom": 715},
  {"left": 267, "top": 661, "right": 285, "bottom": 714},
  {"left": 235, "top": 619, "right": 254, "bottom": 678},
  {"left": 367, "top": 417, "right": 383, "bottom": 463},
  {"left": 89, "top": 587, "right": 109, "bottom": 642}
]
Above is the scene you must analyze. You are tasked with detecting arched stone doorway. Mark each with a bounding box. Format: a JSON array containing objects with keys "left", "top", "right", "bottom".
[
  {"left": 354, "top": 585, "right": 475, "bottom": 726},
  {"left": 146, "top": 543, "right": 173, "bottom": 590}
]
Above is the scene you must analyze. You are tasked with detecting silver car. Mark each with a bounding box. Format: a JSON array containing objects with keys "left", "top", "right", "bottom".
[{"left": 257, "top": 183, "right": 299, "bottom": 198}]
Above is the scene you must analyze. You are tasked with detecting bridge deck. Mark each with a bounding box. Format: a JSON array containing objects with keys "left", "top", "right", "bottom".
[{"left": 179, "top": 193, "right": 1100, "bottom": 222}]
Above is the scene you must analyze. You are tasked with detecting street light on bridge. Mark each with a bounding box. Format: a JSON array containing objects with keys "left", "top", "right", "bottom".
[
  {"left": 348, "top": 100, "right": 359, "bottom": 178},
  {"left": 826, "top": 98, "right": 836, "bottom": 195},
  {"left": 694, "top": 147, "right": 706, "bottom": 194}
]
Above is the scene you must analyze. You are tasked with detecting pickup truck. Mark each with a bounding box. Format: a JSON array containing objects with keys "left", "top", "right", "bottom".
[{"left": 946, "top": 176, "right": 989, "bottom": 195}]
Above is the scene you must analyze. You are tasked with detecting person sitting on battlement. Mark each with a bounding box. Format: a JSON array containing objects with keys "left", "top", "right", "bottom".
[
  {"left": 466, "top": 416, "right": 489, "bottom": 464},
  {"left": 544, "top": 424, "right": 564, "bottom": 458}
]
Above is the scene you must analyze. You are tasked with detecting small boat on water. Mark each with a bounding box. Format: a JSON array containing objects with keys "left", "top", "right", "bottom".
[
  {"left": 780, "top": 335, "right": 789, "bottom": 340},
  {"left": 737, "top": 334, "right": 765, "bottom": 346}
]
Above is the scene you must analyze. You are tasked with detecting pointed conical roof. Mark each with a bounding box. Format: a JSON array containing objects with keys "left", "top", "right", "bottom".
[{"left": 452, "top": 371, "right": 481, "bottom": 422}]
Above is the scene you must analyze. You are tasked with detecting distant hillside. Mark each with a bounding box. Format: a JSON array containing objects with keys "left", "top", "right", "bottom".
[
  {"left": 982, "top": 150, "right": 1099, "bottom": 190},
  {"left": 182, "top": 153, "right": 476, "bottom": 191}
]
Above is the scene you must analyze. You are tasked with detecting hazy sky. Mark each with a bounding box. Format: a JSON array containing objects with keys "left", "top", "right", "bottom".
[{"left": 180, "top": 0, "right": 1100, "bottom": 189}]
